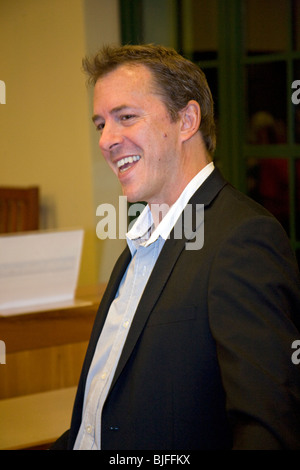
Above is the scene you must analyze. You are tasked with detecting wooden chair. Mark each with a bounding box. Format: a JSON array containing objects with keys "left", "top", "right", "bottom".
[{"left": 0, "top": 187, "right": 39, "bottom": 233}]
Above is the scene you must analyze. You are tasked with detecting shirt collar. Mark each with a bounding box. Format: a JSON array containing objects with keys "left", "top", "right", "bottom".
[{"left": 126, "top": 162, "right": 214, "bottom": 251}]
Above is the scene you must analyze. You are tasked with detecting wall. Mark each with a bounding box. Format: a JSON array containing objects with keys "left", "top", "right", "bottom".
[{"left": 0, "top": 0, "right": 125, "bottom": 286}]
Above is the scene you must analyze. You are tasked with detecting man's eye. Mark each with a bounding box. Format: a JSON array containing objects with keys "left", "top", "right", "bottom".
[
  {"left": 96, "top": 123, "right": 104, "bottom": 132},
  {"left": 121, "top": 114, "right": 136, "bottom": 122}
]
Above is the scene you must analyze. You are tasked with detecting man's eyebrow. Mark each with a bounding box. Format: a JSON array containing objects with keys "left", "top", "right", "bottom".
[
  {"left": 92, "top": 114, "right": 101, "bottom": 123},
  {"left": 92, "top": 105, "right": 134, "bottom": 123}
]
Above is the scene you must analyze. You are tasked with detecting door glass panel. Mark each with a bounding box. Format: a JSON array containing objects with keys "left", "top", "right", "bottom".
[
  {"left": 245, "top": 0, "right": 288, "bottom": 54},
  {"left": 181, "top": 0, "right": 218, "bottom": 61},
  {"left": 247, "top": 158, "right": 290, "bottom": 234},
  {"left": 293, "top": 0, "right": 300, "bottom": 51},
  {"left": 141, "top": 0, "right": 218, "bottom": 60},
  {"left": 296, "top": 249, "right": 300, "bottom": 269},
  {"left": 142, "top": 0, "right": 177, "bottom": 47},
  {"left": 246, "top": 62, "right": 287, "bottom": 144}
]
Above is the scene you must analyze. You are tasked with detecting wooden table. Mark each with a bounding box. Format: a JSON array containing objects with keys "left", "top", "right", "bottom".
[
  {"left": 0, "top": 284, "right": 106, "bottom": 449},
  {"left": 0, "top": 284, "right": 105, "bottom": 354},
  {"left": 0, "top": 386, "right": 77, "bottom": 450}
]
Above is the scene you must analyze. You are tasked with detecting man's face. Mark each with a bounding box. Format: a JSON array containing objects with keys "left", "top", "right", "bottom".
[{"left": 92, "top": 64, "right": 185, "bottom": 206}]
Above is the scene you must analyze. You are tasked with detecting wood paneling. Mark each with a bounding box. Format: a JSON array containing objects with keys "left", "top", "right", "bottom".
[
  {"left": 0, "top": 386, "right": 77, "bottom": 449},
  {"left": 0, "top": 342, "right": 88, "bottom": 399},
  {"left": 0, "top": 284, "right": 105, "bottom": 399}
]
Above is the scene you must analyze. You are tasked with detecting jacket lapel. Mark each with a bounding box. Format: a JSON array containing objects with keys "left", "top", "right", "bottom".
[
  {"left": 110, "top": 167, "right": 227, "bottom": 389},
  {"left": 69, "top": 246, "right": 132, "bottom": 444},
  {"left": 80, "top": 247, "right": 131, "bottom": 386}
]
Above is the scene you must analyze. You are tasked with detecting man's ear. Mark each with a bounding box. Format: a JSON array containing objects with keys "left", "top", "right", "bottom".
[{"left": 179, "top": 100, "right": 201, "bottom": 142}]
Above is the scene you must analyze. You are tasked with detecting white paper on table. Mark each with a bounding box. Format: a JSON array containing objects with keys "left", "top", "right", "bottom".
[{"left": 0, "top": 229, "right": 88, "bottom": 316}]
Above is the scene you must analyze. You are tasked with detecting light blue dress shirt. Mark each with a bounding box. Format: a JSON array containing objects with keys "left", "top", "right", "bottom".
[{"left": 73, "top": 162, "right": 214, "bottom": 450}]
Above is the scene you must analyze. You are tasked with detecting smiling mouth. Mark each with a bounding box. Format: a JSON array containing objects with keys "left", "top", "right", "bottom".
[{"left": 117, "top": 155, "right": 141, "bottom": 173}]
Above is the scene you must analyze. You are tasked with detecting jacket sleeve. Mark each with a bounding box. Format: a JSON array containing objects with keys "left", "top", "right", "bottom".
[{"left": 208, "top": 215, "right": 300, "bottom": 449}]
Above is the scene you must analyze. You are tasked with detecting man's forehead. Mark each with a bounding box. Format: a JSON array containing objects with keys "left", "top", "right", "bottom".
[
  {"left": 93, "top": 64, "right": 160, "bottom": 112},
  {"left": 95, "top": 63, "right": 156, "bottom": 92}
]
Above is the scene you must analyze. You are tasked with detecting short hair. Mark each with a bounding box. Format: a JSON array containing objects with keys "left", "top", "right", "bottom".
[{"left": 82, "top": 44, "right": 216, "bottom": 155}]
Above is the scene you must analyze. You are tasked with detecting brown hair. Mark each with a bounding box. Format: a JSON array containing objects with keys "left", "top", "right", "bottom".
[{"left": 82, "top": 44, "right": 216, "bottom": 155}]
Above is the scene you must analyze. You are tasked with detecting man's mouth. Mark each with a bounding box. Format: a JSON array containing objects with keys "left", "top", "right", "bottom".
[{"left": 117, "top": 155, "right": 141, "bottom": 173}]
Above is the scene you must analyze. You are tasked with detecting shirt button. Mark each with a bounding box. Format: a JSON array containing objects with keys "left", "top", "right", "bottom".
[
  {"left": 101, "top": 373, "right": 107, "bottom": 380},
  {"left": 86, "top": 425, "right": 93, "bottom": 434},
  {"left": 123, "top": 320, "right": 129, "bottom": 328}
]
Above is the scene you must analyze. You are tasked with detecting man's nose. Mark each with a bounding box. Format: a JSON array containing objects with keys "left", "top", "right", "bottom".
[{"left": 99, "top": 123, "right": 123, "bottom": 152}]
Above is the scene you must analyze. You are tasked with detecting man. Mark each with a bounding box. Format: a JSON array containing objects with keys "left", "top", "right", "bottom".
[{"left": 53, "top": 44, "right": 300, "bottom": 450}]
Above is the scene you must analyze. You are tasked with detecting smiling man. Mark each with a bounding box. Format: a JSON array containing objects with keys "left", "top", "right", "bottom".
[
  {"left": 52, "top": 44, "right": 300, "bottom": 450},
  {"left": 91, "top": 55, "right": 211, "bottom": 224}
]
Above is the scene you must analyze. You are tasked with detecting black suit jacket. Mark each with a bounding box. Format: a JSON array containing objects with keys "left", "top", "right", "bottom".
[{"left": 53, "top": 168, "right": 300, "bottom": 450}]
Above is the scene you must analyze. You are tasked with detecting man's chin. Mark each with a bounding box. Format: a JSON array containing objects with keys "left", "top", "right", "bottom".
[{"left": 122, "top": 190, "right": 145, "bottom": 205}]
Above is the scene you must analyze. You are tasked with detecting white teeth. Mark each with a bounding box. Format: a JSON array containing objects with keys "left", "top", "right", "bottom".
[{"left": 117, "top": 155, "right": 141, "bottom": 168}]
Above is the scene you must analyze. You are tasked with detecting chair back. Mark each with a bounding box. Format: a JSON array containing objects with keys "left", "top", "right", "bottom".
[{"left": 0, "top": 187, "right": 39, "bottom": 233}]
